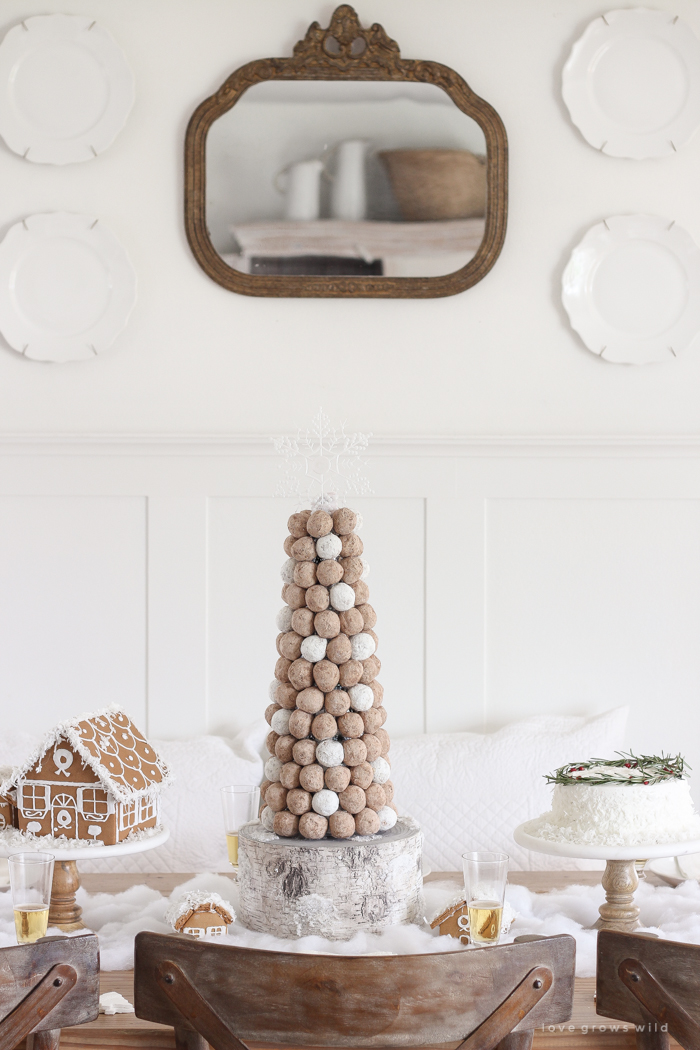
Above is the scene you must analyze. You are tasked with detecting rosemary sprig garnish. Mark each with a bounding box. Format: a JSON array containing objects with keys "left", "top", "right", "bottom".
[{"left": 544, "top": 751, "right": 688, "bottom": 786}]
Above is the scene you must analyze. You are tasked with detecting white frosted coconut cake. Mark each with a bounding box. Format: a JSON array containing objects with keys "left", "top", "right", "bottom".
[{"left": 523, "top": 753, "right": 700, "bottom": 847}]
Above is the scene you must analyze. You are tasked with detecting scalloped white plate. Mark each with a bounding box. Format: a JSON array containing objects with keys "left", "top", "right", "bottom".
[
  {"left": 0, "top": 14, "right": 134, "bottom": 164},
  {"left": 562, "top": 214, "right": 700, "bottom": 364},
  {"left": 563, "top": 9, "right": 700, "bottom": 158},
  {"left": 0, "top": 213, "right": 137, "bottom": 363},
  {"left": 514, "top": 823, "right": 700, "bottom": 862}
]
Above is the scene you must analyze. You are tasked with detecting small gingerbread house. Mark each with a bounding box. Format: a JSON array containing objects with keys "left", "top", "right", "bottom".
[
  {"left": 429, "top": 898, "right": 470, "bottom": 942},
  {"left": 0, "top": 769, "right": 17, "bottom": 831},
  {"left": 165, "top": 891, "right": 235, "bottom": 939},
  {"left": 4, "top": 705, "right": 172, "bottom": 844}
]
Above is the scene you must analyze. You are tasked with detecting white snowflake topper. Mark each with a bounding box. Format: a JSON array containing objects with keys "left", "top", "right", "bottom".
[{"left": 272, "top": 409, "right": 372, "bottom": 510}]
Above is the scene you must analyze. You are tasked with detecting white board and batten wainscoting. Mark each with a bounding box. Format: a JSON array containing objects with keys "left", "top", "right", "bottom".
[{"left": 1, "top": 435, "right": 699, "bottom": 803}]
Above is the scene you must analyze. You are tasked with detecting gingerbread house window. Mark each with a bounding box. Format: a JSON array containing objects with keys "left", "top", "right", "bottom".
[
  {"left": 119, "top": 796, "right": 156, "bottom": 832},
  {"left": 20, "top": 783, "right": 49, "bottom": 818},
  {"left": 79, "top": 787, "right": 110, "bottom": 821},
  {"left": 120, "top": 800, "right": 137, "bottom": 830}
]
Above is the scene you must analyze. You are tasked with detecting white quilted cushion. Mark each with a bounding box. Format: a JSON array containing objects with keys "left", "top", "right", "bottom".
[{"left": 390, "top": 708, "right": 628, "bottom": 872}]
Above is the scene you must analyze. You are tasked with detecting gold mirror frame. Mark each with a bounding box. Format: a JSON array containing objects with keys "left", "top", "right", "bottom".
[{"left": 185, "top": 5, "right": 508, "bottom": 298}]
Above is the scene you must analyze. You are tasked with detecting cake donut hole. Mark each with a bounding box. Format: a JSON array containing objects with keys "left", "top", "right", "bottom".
[
  {"left": 315, "top": 738, "right": 344, "bottom": 768},
  {"left": 361, "top": 708, "right": 382, "bottom": 734},
  {"left": 316, "top": 560, "right": 344, "bottom": 586},
  {"left": 275, "top": 735, "right": 296, "bottom": 763},
  {"left": 286, "top": 788, "right": 312, "bottom": 815},
  {"left": 326, "top": 634, "right": 352, "bottom": 665},
  {"left": 314, "top": 610, "right": 341, "bottom": 639},
  {"left": 313, "top": 659, "right": 340, "bottom": 692},
  {"left": 338, "top": 608, "right": 364, "bottom": 636},
  {"left": 265, "top": 783, "right": 288, "bottom": 812},
  {"left": 338, "top": 711, "right": 365, "bottom": 739},
  {"left": 340, "top": 534, "right": 363, "bottom": 557},
  {"left": 266, "top": 730, "right": 280, "bottom": 755},
  {"left": 300, "top": 635, "right": 327, "bottom": 663},
  {"left": 279, "top": 632, "right": 303, "bottom": 661},
  {"left": 351, "top": 580, "right": 370, "bottom": 605},
  {"left": 299, "top": 764, "right": 325, "bottom": 793},
  {"left": 282, "top": 584, "right": 307, "bottom": 609},
  {"left": 275, "top": 633, "right": 284, "bottom": 657},
  {"left": 325, "top": 689, "right": 350, "bottom": 716},
  {"left": 294, "top": 562, "right": 317, "bottom": 589},
  {"left": 307, "top": 509, "right": 334, "bottom": 538},
  {"left": 273, "top": 811, "right": 299, "bottom": 837},
  {"left": 355, "top": 808, "right": 380, "bottom": 835},
  {"left": 357, "top": 603, "right": 377, "bottom": 629},
  {"left": 299, "top": 812, "right": 328, "bottom": 839},
  {"left": 288, "top": 510, "right": 311, "bottom": 538},
  {"left": 270, "top": 708, "right": 291, "bottom": 736},
  {"left": 360, "top": 655, "right": 381, "bottom": 684},
  {"left": 288, "top": 709, "right": 313, "bottom": 739},
  {"left": 338, "top": 660, "right": 363, "bottom": 687},
  {"left": 362, "top": 734, "right": 382, "bottom": 762},
  {"left": 265, "top": 702, "right": 281, "bottom": 726},
  {"left": 329, "top": 810, "right": 356, "bottom": 839},
  {"left": 383, "top": 779, "right": 394, "bottom": 803},
  {"left": 330, "top": 582, "right": 355, "bottom": 612},
  {"left": 339, "top": 557, "right": 364, "bottom": 585},
  {"left": 288, "top": 658, "right": 314, "bottom": 690},
  {"left": 306, "top": 584, "right": 330, "bottom": 612},
  {"left": 292, "top": 739, "right": 317, "bottom": 766},
  {"left": 280, "top": 762, "right": 302, "bottom": 789},
  {"left": 369, "top": 680, "right": 384, "bottom": 707},
  {"left": 339, "top": 785, "right": 366, "bottom": 814},
  {"left": 296, "top": 687, "right": 325, "bottom": 714},
  {"left": 275, "top": 657, "right": 291, "bottom": 683},
  {"left": 343, "top": 738, "right": 368, "bottom": 766},
  {"left": 276, "top": 683, "right": 298, "bottom": 709},
  {"left": 291, "top": 608, "right": 315, "bottom": 637},
  {"left": 325, "top": 765, "right": 352, "bottom": 792},
  {"left": 375, "top": 728, "right": 390, "bottom": 755},
  {"left": 350, "top": 761, "right": 374, "bottom": 790},
  {"left": 283, "top": 534, "right": 295, "bottom": 557},
  {"left": 316, "top": 533, "right": 342, "bottom": 560},
  {"left": 311, "top": 712, "right": 338, "bottom": 740},
  {"left": 291, "top": 535, "right": 316, "bottom": 561},
  {"left": 332, "top": 508, "right": 357, "bottom": 535},
  {"left": 365, "top": 783, "right": 387, "bottom": 812}
]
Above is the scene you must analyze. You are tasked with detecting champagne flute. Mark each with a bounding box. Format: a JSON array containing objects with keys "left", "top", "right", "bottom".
[
  {"left": 9, "top": 852, "right": 54, "bottom": 943},
  {"left": 462, "top": 851, "right": 509, "bottom": 945},
  {"left": 221, "top": 786, "right": 260, "bottom": 876}
]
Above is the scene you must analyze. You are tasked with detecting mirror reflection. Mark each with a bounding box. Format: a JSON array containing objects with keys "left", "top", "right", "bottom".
[{"left": 206, "top": 80, "right": 487, "bottom": 279}]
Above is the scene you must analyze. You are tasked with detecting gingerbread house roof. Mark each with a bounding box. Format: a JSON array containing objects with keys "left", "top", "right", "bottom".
[
  {"left": 165, "top": 891, "right": 235, "bottom": 931},
  {"left": 1, "top": 705, "right": 172, "bottom": 804}
]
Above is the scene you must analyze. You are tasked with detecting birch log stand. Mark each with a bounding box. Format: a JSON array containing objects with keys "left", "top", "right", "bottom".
[{"left": 238, "top": 817, "right": 423, "bottom": 938}]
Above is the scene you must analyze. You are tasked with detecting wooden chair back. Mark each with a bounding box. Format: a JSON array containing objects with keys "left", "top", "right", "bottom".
[
  {"left": 0, "top": 934, "right": 99, "bottom": 1050},
  {"left": 597, "top": 930, "right": 700, "bottom": 1050},
  {"left": 134, "top": 931, "right": 575, "bottom": 1050}
]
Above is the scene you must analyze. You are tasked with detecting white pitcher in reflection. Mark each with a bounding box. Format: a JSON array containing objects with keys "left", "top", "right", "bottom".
[
  {"left": 274, "top": 158, "right": 324, "bottom": 221},
  {"left": 329, "top": 139, "right": 370, "bottom": 221}
]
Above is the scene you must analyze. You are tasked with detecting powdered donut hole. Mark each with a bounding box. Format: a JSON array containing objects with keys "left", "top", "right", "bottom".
[
  {"left": 316, "top": 533, "right": 342, "bottom": 560},
  {"left": 299, "top": 812, "right": 328, "bottom": 839},
  {"left": 348, "top": 684, "right": 373, "bottom": 711},
  {"left": 343, "top": 738, "right": 368, "bottom": 766},
  {"left": 361, "top": 708, "right": 382, "bottom": 734},
  {"left": 280, "top": 559, "right": 296, "bottom": 585},
  {"left": 339, "top": 785, "right": 366, "bottom": 814},
  {"left": 357, "top": 603, "right": 377, "bottom": 629},
  {"left": 299, "top": 764, "right": 324, "bottom": 792},
  {"left": 273, "top": 811, "right": 299, "bottom": 837},
  {"left": 351, "top": 633, "right": 376, "bottom": 661},
  {"left": 338, "top": 607, "right": 364, "bottom": 636},
  {"left": 352, "top": 580, "right": 370, "bottom": 605},
  {"left": 268, "top": 679, "right": 280, "bottom": 702},
  {"left": 311, "top": 711, "right": 337, "bottom": 740},
  {"left": 329, "top": 810, "right": 356, "bottom": 839},
  {"left": 288, "top": 709, "right": 313, "bottom": 739},
  {"left": 283, "top": 534, "right": 295, "bottom": 557},
  {"left": 288, "top": 510, "right": 311, "bottom": 538},
  {"left": 282, "top": 584, "right": 307, "bottom": 609},
  {"left": 275, "top": 658, "right": 291, "bottom": 683},
  {"left": 261, "top": 806, "right": 275, "bottom": 831},
  {"left": 316, "top": 560, "right": 344, "bottom": 586},
  {"left": 279, "top": 632, "right": 303, "bottom": 661},
  {"left": 313, "top": 659, "right": 340, "bottom": 692},
  {"left": 339, "top": 557, "right": 363, "bottom": 585},
  {"left": 292, "top": 739, "right": 317, "bottom": 766},
  {"left": 294, "top": 562, "right": 317, "bottom": 589},
  {"left": 266, "top": 730, "right": 279, "bottom": 755},
  {"left": 355, "top": 808, "right": 380, "bottom": 835},
  {"left": 276, "top": 683, "right": 298, "bottom": 710},
  {"left": 338, "top": 660, "right": 363, "bottom": 687},
  {"left": 265, "top": 783, "right": 288, "bottom": 811},
  {"left": 371, "top": 756, "right": 391, "bottom": 784},
  {"left": 338, "top": 711, "right": 364, "bottom": 738},
  {"left": 314, "top": 609, "right": 340, "bottom": 639},
  {"left": 325, "top": 764, "right": 352, "bottom": 791},
  {"left": 340, "top": 534, "right": 363, "bottom": 557},
  {"left": 365, "top": 629, "right": 379, "bottom": 649},
  {"left": 383, "top": 779, "right": 394, "bottom": 802},
  {"left": 296, "top": 687, "right": 325, "bottom": 714},
  {"left": 375, "top": 728, "right": 390, "bottom": 755},
  {"left": 350, "top": 761, "right": 374, "bottom": 790},
  {"left": 288, "top": 658, "right": 314, "bottom": 690},
  {"left": 286, "top": 788, "right": 312, "bottom": 815},
  {"left": 360, "top": 655, "right": 381, "bottom": 684},
  {"left": 270, "top": 708, "right": 291, "bottom": 736},
  {"left": 291, "top": 535, "right": 316, "bottom": 561},
  {"left": 312, "top": 788, "right": 339, "bottom": 816},
  {"left": 291, "top": 608, "right": 315, "bottom": 637},
  {"left": 325, "top": 689, "right": 350, "bottom": 716},
  {"left": 307, "top": 509, "right": 333, "bottom": 538},
  {"left": 365, "top": 783, "right": 387, "bottom": 811},
  {"left": 370, "top": 680, "right": 384, "bottom": 706},
  {"left": 362, "top": 734, "right": 382, "bottom": 762},
  {"left": 306, "top": 585, "right": 330, "bottom": 612},
  {"left": 300, "top": 635, "right": 327, "bottom": 663},
  {"left": 315, "top": 738, "right": 344, "bottom": 768},
  {"left": 265, "top": 702, "right": 280, "bottom": 725},
  {"left": 326, "top": 634, "right": 352, "bottom": 664},
  {"left": 378, "top": 805, "right": 397, "bottom": 831},
  {"left": 280, "top": 761, "right": 302, "bottom": 789},
  {"left": 332, "top": 508, "right": 357, "bottom": 535},
  {"left": 330, "top": 582, "right": 355, "bottom": 611},
  {"left": 276, "top": 606, "right": 294, "bottom": 632},
  {"left": 275, "top": 735, "right": 296, "bottom": 762}
]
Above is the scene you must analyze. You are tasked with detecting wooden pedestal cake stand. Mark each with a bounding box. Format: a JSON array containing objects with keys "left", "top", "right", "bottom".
[
  {"left": 0, "top": 828, "right": 169, "bottom": 931},
  {"left": 513, "top": 824, "right": 700, "bottom": 932}
]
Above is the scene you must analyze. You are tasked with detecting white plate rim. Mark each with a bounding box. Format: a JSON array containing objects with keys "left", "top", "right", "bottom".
[
  {"left": 0, "top": 14, "right": 134, "bottom": 165},
  {"left": 0, "top": 826, "right": 169, "bottom": 862},
  {"left": 0, "top": 212, "right": 137, "bottom": 363},
  {"left": 562, "top": 8, "right": 700, "bottom": 158},
  {"left": 514, "top": 822, "right": 700, "bottom": 861}
]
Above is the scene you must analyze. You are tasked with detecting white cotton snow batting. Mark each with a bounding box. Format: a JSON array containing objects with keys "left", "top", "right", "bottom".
[
  {"left": 351, "top": 633, "right": 376, "bottom": 661},
  {"left": 301, "top": 635, "right": 328, "bottom": 663},
  {"left": 330, "top": 582, "right": 355, "bottom": 611},
  {"left": 275, "top": 606, "right": 294, "bottom": 632},
  {"left": 268, "top": 680, "right": 280, "bottom": 702},
  {"left": 316, "top": 534, "right": 342, "bottom": 560},
  {"left": 315, "top": 739, "right": 345, "bottom": 768},
  {"left": 348, "top": 684, "right": 373, "bottom": 711},
  {"left": 280, "top": 559, "right": 296, "bottom": 584},
  {"left": 312, "top": 789, "right": 340, "bottom": 816},
  {"left": 371, "top": 757, "right": 390, "bottom": 784},
  {"left": 378, "top": 806, "right": 397, "bottom": 831},
  {"left": 261, "top": 806, "right": 275, "bottom": 831},
  {"left": 270, "top": 709, "right": 291, "bottom": 736},
  {"left": 265, "top": 756, "right": 283, "bottom": 782}
]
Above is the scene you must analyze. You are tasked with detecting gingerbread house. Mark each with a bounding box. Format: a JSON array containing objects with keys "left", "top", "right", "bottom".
[
  {"left": 165, "top": 891, "right": 235, "bottom": 939},
  {"left": 4, "top": 706, "right": 172, "bottom": 844},
  {"left": 0, "top": 769, "right": 17, "bottom": 831}
]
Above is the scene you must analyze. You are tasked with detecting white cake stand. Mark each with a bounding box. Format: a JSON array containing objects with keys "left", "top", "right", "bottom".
[
  {"left": 0, "top": 828, "right": 169, "bottom": 931},
  {"left": 514, "top": 823, "right": 700, "bottom": 932}
]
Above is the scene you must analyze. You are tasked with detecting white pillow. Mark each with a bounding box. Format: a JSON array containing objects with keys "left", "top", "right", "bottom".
[{"left": 390, "top": 708, "right": 628, "bottom": 872}]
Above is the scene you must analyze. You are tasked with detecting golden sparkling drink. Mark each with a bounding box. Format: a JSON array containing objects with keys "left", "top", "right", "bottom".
[
  {"left": 467, "top": 901, "right": 503, "bottom": 944},
  {"left": 226, "top": 832, "right": 239, "bottom": 865},
  {"left": 14, "top": 905, "right": 49, "bottom": 944}
]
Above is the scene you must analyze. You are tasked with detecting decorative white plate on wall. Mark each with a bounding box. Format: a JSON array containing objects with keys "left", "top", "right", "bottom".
[
  {"left": 562, "top": 214, "right": 700, "bottom": 364},
  {"left": 0, "top": 14, "right": 134, "bottom": 164},
  {"left": 562, "top": 9, "right": 700, "bottom": 158},
  {"left": 0, "top": 213, "right": 137, "bottom": 363}
]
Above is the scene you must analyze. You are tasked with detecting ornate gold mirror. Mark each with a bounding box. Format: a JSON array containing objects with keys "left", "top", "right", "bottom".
[{"left": 185, "top": 5, "right": 508, "bottom": 298}]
